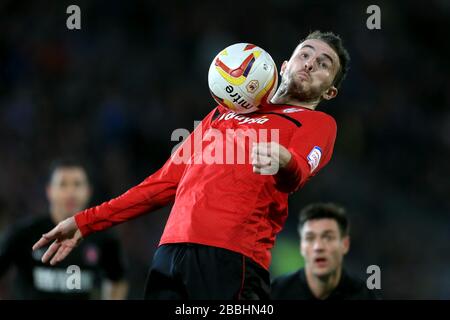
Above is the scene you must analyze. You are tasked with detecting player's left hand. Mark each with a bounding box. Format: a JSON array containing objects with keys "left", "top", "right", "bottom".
[
  {"left": 32, "top": 216, "right": 83, "bottom": 265},
  {"left": 251, "top": 142, "right": 292, "bottom": 175}
]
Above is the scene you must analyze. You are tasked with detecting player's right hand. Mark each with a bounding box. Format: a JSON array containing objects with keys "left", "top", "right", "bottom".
[{"left": 32, "top": 216, "right": 83, "bottom": 265}]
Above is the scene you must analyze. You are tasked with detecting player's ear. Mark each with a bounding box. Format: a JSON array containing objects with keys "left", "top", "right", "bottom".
[
  {"left": 299, "top": 236, "right": 306, "bottom": 258},
  {"left": 300, "top": 243, "right": 306, "bottom": 258},
  {"left": 280, "top": 61, "right": 288, "bottom": 76},
  {"left": 342, "top": 236, "right": 350, "bottom": 255},
  {"left": 322, "top": 86, "right": 338, "bottom": 100}
]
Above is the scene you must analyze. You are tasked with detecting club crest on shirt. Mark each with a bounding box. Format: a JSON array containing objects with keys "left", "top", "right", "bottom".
[
  {"left": 283, "top": 108, "right": 302, "bottom": 113},
  {"left": 307, "top": 146, "right": 322, "bottom": 173}
]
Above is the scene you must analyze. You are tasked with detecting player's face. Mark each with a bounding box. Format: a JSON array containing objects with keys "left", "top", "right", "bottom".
[
  {"left": 300, "top": 219, "right": 349, "bottom": 278},
  {"left": 280, "top": 39, "right": 340, "bottom": 102},
  {"left": 46, "top": 167, "right": 91, "bottom": 220}
]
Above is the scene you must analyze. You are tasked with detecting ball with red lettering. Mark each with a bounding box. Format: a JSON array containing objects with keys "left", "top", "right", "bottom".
[{"left": 208, "top": 43, "right": 278, "bottom": 114}]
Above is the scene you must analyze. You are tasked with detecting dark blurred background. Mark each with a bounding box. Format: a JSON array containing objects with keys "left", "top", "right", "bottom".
[{"left": 0, "top": 0, "right": 449, "bottom": 299}]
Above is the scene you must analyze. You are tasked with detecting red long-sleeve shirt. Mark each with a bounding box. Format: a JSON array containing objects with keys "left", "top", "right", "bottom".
[{"left": 74, "top": 103, "right": 337, "bottom": 270}]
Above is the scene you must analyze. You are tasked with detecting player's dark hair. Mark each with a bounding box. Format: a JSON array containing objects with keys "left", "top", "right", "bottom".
[
  {"left": 47, "top": 157, "right": 91, "bottom": 184},
  {"left": 302, "top": 30, "right": 350, "bottom": 90},
  {"left": 298, "top": 203, "right": 349, "bottom": 237}
]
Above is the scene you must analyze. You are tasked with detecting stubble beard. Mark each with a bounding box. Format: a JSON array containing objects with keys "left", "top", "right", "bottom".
[{"left": 282, "top": 70, "right": 324, "bottom": 103}]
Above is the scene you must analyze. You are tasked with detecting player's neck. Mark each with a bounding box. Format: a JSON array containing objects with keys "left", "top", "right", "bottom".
[
  {"left": 270, "top": 91, "right": 319, "bottom": 110},
  {"left": 305, "top": 267, "right": 342, "bottom": 300}
]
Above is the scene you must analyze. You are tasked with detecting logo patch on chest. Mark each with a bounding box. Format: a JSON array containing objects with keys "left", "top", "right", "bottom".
[{"left": 282, "top": 108, "right": 302, "bottom": 113}]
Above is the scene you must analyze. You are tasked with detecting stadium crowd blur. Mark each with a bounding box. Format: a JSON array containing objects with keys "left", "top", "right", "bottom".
[{"left": 1, "top": 0, "right": 449, "bottom": 299}]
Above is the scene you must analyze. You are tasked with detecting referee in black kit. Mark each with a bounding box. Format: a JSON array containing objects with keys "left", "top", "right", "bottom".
[
  {"left": 0, "top": 159, "right": 128, "bottom": 299},
  {"left": 271, "top": 203, "right": 379, "bottom": 300}
]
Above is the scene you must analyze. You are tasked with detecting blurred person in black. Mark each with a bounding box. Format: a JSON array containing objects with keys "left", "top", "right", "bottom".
[
  {"left": 271, "top": 203, "right": 379, "bottom": 300},
  {"left": 0, "top": 159, "right": 129, "bottom": 299}
]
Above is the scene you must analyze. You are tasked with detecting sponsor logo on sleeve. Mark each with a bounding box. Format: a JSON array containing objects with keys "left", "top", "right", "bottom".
[{"left": 307, "top": 146, "right": 322, "bottom": 173}]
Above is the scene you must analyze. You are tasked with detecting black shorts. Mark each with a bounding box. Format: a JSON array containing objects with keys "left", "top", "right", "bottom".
[{"left": 144, "top": 243, "right": 270, "bottom": 300}]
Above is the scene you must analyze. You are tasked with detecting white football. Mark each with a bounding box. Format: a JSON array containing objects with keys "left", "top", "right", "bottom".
[{"left": 208, "top": 43, "right": 278, "bottom": 114}]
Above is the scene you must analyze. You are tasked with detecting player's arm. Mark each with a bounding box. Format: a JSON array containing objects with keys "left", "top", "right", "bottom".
[
  {"left": 74, "top": 151, "right": 187, "bottom": 237},
  {"left": 252, "top": 113, "right": 337, "bottom": 193}
]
